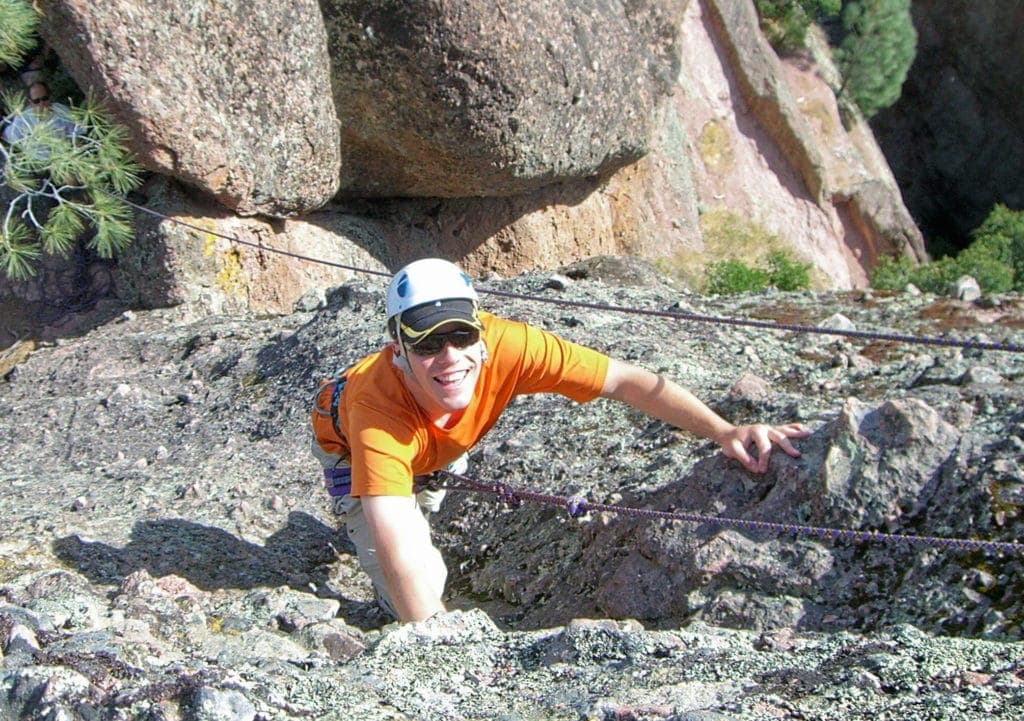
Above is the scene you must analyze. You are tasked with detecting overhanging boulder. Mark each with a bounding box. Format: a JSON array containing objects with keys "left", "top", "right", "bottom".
[{"left": 41, "top": 0, "right": 341, "bottom": 217}]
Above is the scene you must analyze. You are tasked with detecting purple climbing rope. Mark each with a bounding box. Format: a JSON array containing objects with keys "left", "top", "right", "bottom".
[{"left": 440, "top": 472, "right": 1024, "bottom": 557}]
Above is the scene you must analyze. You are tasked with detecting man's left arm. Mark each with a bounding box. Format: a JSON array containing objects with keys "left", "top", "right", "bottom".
[{"left": 600, "top": 358, "right": 808, "bottom": 473}]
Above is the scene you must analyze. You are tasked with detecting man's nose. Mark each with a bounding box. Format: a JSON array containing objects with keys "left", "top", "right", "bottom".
[{"left": 435, "top": 340, "right": 461, "bottom": 358}]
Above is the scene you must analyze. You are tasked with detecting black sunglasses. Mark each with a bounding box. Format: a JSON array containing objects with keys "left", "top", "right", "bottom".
[
  {"left": 407, "top": 327, "right": 480, "bottom": 357},
  {"left": 30, "top": 95, "right": 50, "bottom": 105}
]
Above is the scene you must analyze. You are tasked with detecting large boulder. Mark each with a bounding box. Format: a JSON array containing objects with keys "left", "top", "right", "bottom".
[
  {"left": 320, "top": 0, "right": 685, "bottom": 197},
  {"left": 39, "top": 0, "right": 341, "bottom": 217}
]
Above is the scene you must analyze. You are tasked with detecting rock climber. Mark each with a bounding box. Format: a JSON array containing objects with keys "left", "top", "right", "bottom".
[{"left": 312, "top": 258, "right": 809, "bottom": 622}]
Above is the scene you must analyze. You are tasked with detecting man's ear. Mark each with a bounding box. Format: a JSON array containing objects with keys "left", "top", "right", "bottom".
[
  {"left": 391, "top": 342, "right": 411, "bottom": 373},
  {"left": 480, "top": 340, "right": 489, "bottom": 365}
]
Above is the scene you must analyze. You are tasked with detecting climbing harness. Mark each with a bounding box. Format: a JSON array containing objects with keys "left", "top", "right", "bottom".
[
  {"left": 323, "top": 464, "right": 352, "bottom": 498},
  {"left": 312, "top": 368, "right": 352, "bottom": 497}
]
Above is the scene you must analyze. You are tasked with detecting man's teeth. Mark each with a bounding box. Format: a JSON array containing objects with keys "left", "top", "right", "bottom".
[{"left": 436, "top": 370, "right": 467, "bottom": 385}]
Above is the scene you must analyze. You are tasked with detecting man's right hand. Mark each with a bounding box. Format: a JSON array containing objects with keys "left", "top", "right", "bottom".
[{"left": 360, "top": 495, "right": 447, "bottom": 622}]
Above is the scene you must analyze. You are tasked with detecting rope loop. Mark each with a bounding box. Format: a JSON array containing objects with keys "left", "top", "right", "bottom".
[
  {"left": 567, "top": 495, "right": 588, "bottom": 517},
  {"left": 492, "top": 481, "right": 522, "bottom": 509}
]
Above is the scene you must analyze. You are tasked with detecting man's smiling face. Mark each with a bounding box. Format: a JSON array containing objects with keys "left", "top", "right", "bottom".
[{"left": 397, "top": 322, "right": 483, "bottom": 418}]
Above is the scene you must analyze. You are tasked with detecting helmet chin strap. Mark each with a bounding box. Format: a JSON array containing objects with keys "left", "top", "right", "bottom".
[{"left": 392, "top": 310, "right": 412, "bottom": 373}]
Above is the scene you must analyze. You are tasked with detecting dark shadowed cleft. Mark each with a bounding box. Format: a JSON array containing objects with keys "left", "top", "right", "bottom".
[{"left": 754, "top": 666, "right": 829, "bottom": 694}]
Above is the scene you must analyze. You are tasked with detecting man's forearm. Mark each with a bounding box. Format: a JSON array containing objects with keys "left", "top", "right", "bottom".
[
  {"left": 600, "top": 358, "right": 733, "bottom": 443},
  {"left": 361, "top": 495, "right": 446, "bottom": 622},
  {"left": 600, "top": 357, "right": 809, "bottom": 473},
  {"left": 375, "top": 542, "right": 446, "bottom": 621}
]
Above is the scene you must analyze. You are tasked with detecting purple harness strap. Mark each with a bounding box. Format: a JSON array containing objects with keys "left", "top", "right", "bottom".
[{"left": 324, "top": 465, "right": 352, "bottom": 497}]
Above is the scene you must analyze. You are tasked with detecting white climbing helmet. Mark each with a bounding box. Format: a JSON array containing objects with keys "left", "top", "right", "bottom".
[{"left": 385, "top": 258, "right": 482, "bottom": 338}]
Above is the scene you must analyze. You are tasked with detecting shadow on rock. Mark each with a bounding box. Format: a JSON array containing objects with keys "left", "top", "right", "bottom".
[{"left": 52, "top": 511, "right": 351, "bottom": 595}]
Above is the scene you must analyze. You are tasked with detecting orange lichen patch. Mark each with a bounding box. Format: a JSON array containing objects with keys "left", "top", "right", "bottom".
[
  {"left": 215, "top": 247, "right": 247, "bottom": 297},
  {"left": 697, "top": 119, "right": 734, "bottom": 174},
  {"left": 190, "top": 218, "right": 219, "bottom": 256},
  {"left": 918, "top": 299, "right": 1024, "bottom": 333},
  {"left": 746, "top": 302, "right": 817, "bottom": 327},
  {"left": 606, "top": 160, "right": 652, "bottom": 256},
  {"left": 858, "top": 341, "right": 906, "bottom": 364},
  {"left": 0, "top": 338, "right": 34, "bottom": 376},
  {"left": 917, "top": 300, "right": 978, "bottom": 332}
]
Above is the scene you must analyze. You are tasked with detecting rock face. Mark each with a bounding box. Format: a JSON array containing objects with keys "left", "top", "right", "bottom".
[
  {"left": 872, "top": 0, "right": 1024, "bottom": 241},
  {"left": 1, "top": 261, "right": 1023, "bottom": 717},
  {"left": 40, "top": 0, "right": 341, "bottom": 216},
  {"left": 24, "top": 0, "right": 925, "bottom": 315},
  {"left": 646, "top": 0, "right": 923, "bottom": 287},
  {"left": 113, "top": 178, "right": 389, "bottom": 315},
  {"left": 321, "top": 0, "right": 684, "bottom": 197}
]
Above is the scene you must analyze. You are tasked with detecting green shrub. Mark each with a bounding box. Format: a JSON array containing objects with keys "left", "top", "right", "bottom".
[
  {"left": 968, "top": 203, "right": 1024, "bottom": 287},
  {"left": 872, "top": 254, "right": 973, "bottom": 294},
  {"left": 0, "top": 0, "right": 37, "bottom": 67},
  {"left": 706, "top": 260, "right": 771, "bottom": 295},
  {"left": 755, "top": 1, "right": 840, "bottom": 54},
  {"left": 0, "top": 0, "right": 141, "bottom": 280},
  {"left": 871, "top": 205, "right": 1024, "bottom": 294},
  {"left": 766, "top": 250, "right": 812, "bottom": 291},
  {"left": 869, "top": 255, "right": 914, "bottom": 291},
  {"left": 705, "top": 251, "right": 812, "bottom": 295},
  {"left": 912, "top": 256, "right": 968, "bottom": 294},
  {"left": 835, "top": 0, "right": 917, "bottom": 118},
  {"left": 954, "top": 243, "right": 1015, "bottom": 293}
]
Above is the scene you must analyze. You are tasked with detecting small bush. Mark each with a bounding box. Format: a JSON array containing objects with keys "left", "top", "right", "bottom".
[
  {"left": 869, "top": 255, "right": 914, "bottom": 291},
  {"left": 767, "top": 250, "right": 812, "bottom": 291},
  {"left": 872, "top": 254, "right": 975, "bottom": 294},
  {"left": 969, "top": 203, "right": 1024, "bottom": 287},
  {"left": 705, "top": 251, "right": 812, "bottom": 295},
  {"left": 756, "top": 1, "right": 841, "bottom": 54},
  {"left": 834, "top": 0, "right": 917, "bottom": 118},
  {"left": 954, "top": 243, "right": 1015, "bottom": 293},
  {"left": 871, "top": 205, "right": 1024, "bottom": 294},
  {"left": 706, "top": 260, "right": 771, "bottom": 295}
]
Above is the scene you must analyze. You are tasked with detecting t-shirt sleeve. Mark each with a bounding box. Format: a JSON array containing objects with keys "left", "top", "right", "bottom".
[{"left": 503, "top": 319, "right": 609, "bottom": 402}]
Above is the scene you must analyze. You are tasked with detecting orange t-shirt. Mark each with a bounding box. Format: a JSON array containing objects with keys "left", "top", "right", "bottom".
[{"left": 311, "top": 312, "right": 609, "bottom": 496}]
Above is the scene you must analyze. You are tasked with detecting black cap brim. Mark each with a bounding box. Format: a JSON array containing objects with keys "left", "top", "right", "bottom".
[{"left": 399, "top": 298, "right": 483, "bottom": 336}]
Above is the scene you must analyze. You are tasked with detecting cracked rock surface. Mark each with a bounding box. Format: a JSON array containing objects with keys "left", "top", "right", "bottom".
[{"left": 2, "top": 260, "right": 1023, "bottom": 719}]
